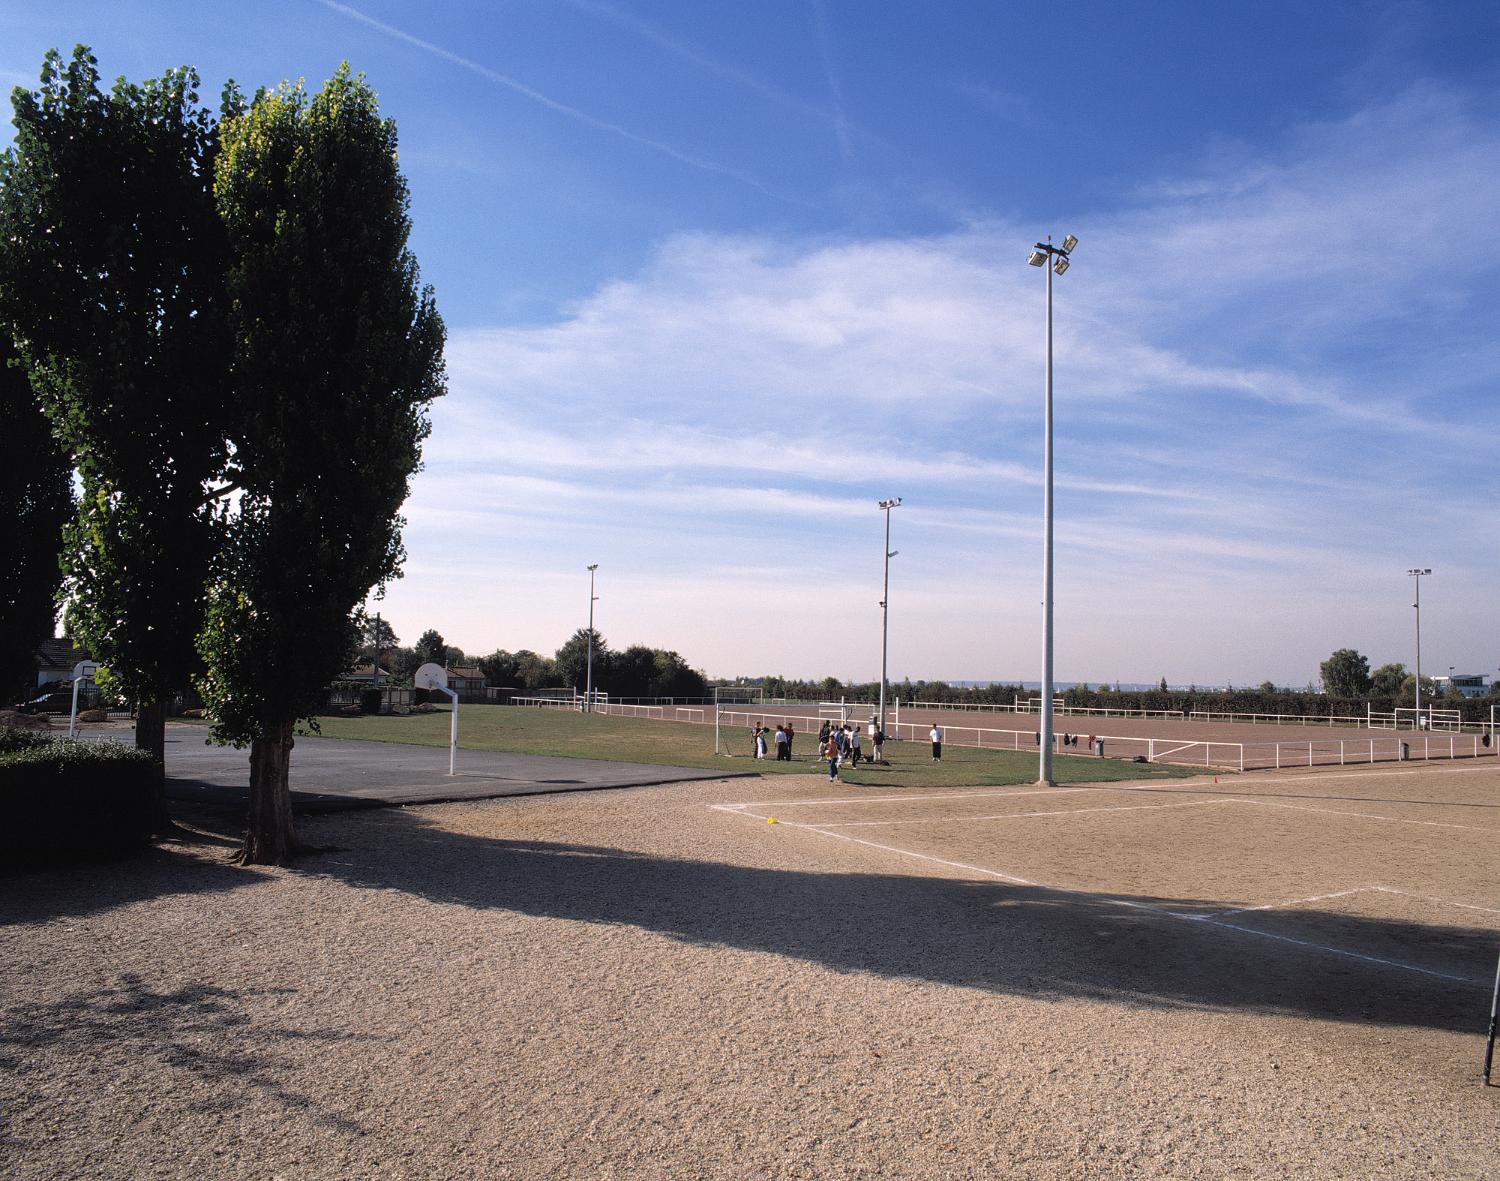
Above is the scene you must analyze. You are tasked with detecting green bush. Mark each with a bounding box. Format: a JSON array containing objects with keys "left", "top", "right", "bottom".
[
  {"left": 0, "top": 729, "right": 158, "bottom": 859},
  {"left": 359, "top": 688, "right": 383, "bottom": 714}
]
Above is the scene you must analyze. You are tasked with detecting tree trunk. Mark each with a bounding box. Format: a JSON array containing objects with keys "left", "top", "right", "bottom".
[
  {"left": 237, "top": 719, "right": 301, "bottom": 865},
  {"left": 134, "top": 698, "right": 171, "bottom": 831}
]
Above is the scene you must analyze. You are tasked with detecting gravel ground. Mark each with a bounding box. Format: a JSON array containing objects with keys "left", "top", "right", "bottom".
[{"left": 3, "top": 772, "right": 1497, "bottom": 1180}]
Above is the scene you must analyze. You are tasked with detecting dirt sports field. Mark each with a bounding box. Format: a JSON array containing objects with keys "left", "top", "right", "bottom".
[{"left": 4, "top": 759, "right": 1498, "bottom": 1179}]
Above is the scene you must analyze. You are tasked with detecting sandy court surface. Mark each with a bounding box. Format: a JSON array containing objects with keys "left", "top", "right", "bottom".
[{"left": 3, "top": 760, "right": 1498, "bottom": 1179}]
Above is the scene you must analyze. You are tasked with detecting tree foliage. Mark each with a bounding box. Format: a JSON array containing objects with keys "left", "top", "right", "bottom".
[
  {"left": 0, "top": 47, "right": 231, "bottom": 766},
  {"left": 554, "top": 628, "right": 607, "bottom": 692},
  {"left": 0, "top": 338, "right": 72, "bottom": 698},
  {"left": 414, "top": 629, "right": 448, "bottom": 668},
  {"left": 195, "top": 66, "right": 444, "bottom": 863},
  {"left": 1370, "top": 663, "right": 1407, "bottom": 698},
  {"left": 1319, "top": 648, "right": 1371, "bottom": 698}
]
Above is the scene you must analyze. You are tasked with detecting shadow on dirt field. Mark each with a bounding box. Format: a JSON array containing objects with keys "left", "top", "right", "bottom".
[
  {"left": 298, "top": 811, "right": 1492, "bottom": 1037},
  {"left": 4, "top": 806, "right": 1492, "bottom": 1038}
]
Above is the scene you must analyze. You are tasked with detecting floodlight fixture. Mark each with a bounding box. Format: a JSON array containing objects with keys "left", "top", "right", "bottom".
[
  {"left": 1407, "top": 567, "right": 1433, "bottom": 720},
  {"left": 877, "top": 497, "right": 903, "bottom": 738},
  {"left": 1027, "top": 232, "right": 1079, "bottom": 785},
  {"left": 584, "top": 564, "right": 600, "bottom": 712}
]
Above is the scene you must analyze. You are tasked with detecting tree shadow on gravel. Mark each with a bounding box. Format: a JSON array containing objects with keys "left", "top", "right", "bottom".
[
  {"left": 0, "top": 973, "right": 373, "bottom": 1136},
  {"left": 0, "top": 831, "right": 263, "bottom": 927},
  {"left": 302, "top": 810, "right": 1496, "bottom": 1037}
]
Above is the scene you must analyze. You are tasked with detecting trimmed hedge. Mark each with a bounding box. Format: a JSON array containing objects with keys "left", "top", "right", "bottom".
[{"left": 0, "top": 728, "right": 159, "bottom": 859}]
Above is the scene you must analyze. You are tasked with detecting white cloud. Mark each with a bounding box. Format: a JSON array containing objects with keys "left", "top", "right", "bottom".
[{"left": 393, "top": 83, "right": 1500, "bottom": 683}]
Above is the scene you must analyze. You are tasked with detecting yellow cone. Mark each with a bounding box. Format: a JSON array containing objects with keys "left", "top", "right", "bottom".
[{"left": 767, "top": 817, "right": 777, "bottom": 824}]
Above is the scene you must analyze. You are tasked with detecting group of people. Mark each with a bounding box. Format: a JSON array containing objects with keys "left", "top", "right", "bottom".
[
  {"left": 750, "top": 717, "right": 891, "bottom": 781},
  {"left": 751, "top": 722, "right": 800, "bottom": 761},
  {"left": 747, "top": 718, "right": 1098, "bottom": 773}
]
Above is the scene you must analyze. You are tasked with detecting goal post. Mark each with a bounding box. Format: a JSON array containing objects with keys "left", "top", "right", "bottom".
[{"left": 1394, "top": 705, "right": 1461, "bottom": 732}]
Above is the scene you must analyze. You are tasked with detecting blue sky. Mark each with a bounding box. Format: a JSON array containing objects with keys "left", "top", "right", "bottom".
[{"left": 5, "top": 1, "right": 1497, "bottom": 686}]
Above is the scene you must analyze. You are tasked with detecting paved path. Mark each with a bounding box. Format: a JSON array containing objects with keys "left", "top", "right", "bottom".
[{"left": 162, "top": 724, "right": 750, "bottom": 815}]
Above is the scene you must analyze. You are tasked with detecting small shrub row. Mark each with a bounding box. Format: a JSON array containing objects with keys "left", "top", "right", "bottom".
[{"left": 0, "top": 729, "right": 159, "bottom": 860}]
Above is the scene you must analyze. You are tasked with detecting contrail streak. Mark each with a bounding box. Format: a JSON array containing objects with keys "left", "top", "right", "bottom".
[
  {"left": 808, "top": 0, "right": 851, "bottom": 159},
  {"left": 317, "top": 0, "right": 788, "bottom": 199}
]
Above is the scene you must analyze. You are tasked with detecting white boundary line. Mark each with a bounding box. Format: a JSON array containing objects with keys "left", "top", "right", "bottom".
[
  {"left": 1190, "top": 886, "right": 1378, "bottom": 919},
  {"left": 737, "top": 811, "right": 1485, "bottom": 985},
  {"left": 1370, "top": 886, "right": 1500, "bottom": 917},
  {"left": 1241, "top": 797, "right": 1495, "bottom": 833},
  {"left": 803, "top": 798, "right": 1232, "bottom": 829},
  {"left": 707, "top": 786, "right": 1091, "bottom": 811},
  {"left": 709, "top": 795, "right": 1491, "bottom": 986}
]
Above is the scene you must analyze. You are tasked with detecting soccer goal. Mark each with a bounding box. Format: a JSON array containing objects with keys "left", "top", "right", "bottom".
[
  {"left": 1394, "top": 706, "right": 1461, "bottom": 732},
  {"left": 817, "top": 700, "right": 853, "bottom": 725}
]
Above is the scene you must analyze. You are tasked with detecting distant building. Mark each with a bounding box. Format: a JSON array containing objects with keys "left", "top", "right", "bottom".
[
  {"left": 445, "top": 665, "right": 489, "bottom": 702},
  {"left": 1432, "top": 674, "right": 1488, "bottom": 699},
  {"left": 33, "top": 637, "right": 92, "bottom": 690}
]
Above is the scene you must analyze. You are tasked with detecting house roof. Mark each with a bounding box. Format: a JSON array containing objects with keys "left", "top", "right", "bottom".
[
  {"left": 447, "top": 665, "right": 485, "bottom": 680},
  {"left": 36, "top": 637, "right": 89, "bottom": 670}
]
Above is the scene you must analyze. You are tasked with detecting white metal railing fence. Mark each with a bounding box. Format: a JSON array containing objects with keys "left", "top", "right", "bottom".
[
  {"left": 903, "top": 699, "right": 1024, "bottom": 714},
  {"left": 1191, "top": 710, "right": 1373, "bottom": 728}
]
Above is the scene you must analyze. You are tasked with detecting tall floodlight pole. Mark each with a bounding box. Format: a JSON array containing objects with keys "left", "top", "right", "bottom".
[
  {"left": 585, "top": 564, "right": 599, "bottom": 713},
  {"left": 1408, "top": 568, "right": 1431, "bottom": 725},
  {"left": 877, "top": 498, "right": 902, "bottom": 738},
  {"left": 1028, "top": 234, "right": 1078, "bottom": 786}
]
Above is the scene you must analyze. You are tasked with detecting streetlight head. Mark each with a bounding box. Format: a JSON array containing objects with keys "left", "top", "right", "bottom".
[
  {"left": 587, "top": 563, "right": 598, "bottom": 571},
  {"left": 878, "top": 497, "right": 902, "bottom": 509},
  {"left": 1053, "top": 256, "right": 1069, "bottom": 275},
  {"left": 1028, "top": 250, "right": 1048, "bottom": 267},
  {"left": 1061, "top": 234, "right": 1078, "bottom": 252},
  {"left": 888, "top": 550, "right": 899, "bottom": 559},
  {"left": 1407, "top": 567, "right": 1431, "bottom": 576}
]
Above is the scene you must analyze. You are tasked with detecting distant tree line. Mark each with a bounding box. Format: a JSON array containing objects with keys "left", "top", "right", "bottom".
[
  {"left": 736, "top": 652, "right": 1497, "bottom": 723},
  {"left": 366, "top": 625, "right": 709, "bottom": 701}
]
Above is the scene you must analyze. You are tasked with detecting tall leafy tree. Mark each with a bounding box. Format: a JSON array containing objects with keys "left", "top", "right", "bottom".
[
  {"left": 0, "top": 47, "right": 231, "bottom": 777},
  {"left": 513, "top": 650, "right": 554, "bottom": 691},
  {"left": 477, "top": 649, "right": 519, "bottom": 687},
  {"left": 0, "top": 339, "right": 73, "bottom": 699},
  {"left": 198, "top": 67, "right": 445, "bottom": 864},
  {"left": 555, "top": 628, "right": 608, "bottom": 692},
  {"left": 1319, "top": 648, "right": 1372, "bottom": 698},
  {"left": 414, "top": 629, "right": 448, "bottom": 668},
  {"left": 1370, "top": 663, "right": 1407, "bottom": 698}
]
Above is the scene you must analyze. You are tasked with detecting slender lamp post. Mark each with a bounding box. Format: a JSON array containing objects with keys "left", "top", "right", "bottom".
[
  {"left": 585, "top": 563, "right": 599, "bottom": 713},
  {"left": 1028, "top": 233, "right": 1078, "bottom": 785},
  {"left": 1408, "top": 567, "right": 1431, "bottom": 725},
  {"left": 877, "top": 497, "right": 901, "bottom": 738}
]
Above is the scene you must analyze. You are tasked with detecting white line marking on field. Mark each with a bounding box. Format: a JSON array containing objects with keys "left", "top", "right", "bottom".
[
  {"left": 806, "top": 798, "right": 1231, "bottom": 829},
  {"left": 1196, "top": 762, "right": 1500, "bottom": 788},
  {"left": 711, "top": 804, "right": 1486, "bottom": 986},
  {"left": 1370, "top": 886, "right": 1500, "bottom": 917},
  {"left": 1240, "top": 798, "right": 1494, "bottom": 833},
  {"left": 779, "top": 824, "right": 1038, "bottom": 885},
  {"left": 1187, "top": 887, "right": 1378, "bottom": 919},
  {"left": 708, "top": 786, "right": 1091, "bottom": 811},
  {"left": 1185, "top": 915, "right": 1479, "bottom": 984}
]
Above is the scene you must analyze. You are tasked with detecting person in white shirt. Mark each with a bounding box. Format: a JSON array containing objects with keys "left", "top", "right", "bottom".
[{"left": 930, "top": 724, "right": 943, "bottom": 761}]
